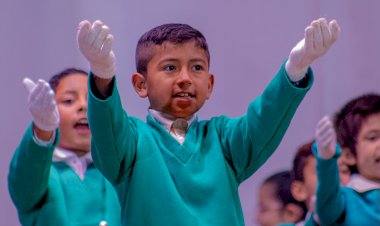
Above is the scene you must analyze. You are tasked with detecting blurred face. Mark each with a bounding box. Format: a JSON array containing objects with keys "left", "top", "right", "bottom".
[
  {"left": 355, "top": 113, "right": 380, "bottom": 182},
  {"left": 301, "top": 154, "right": 352, "bottom": 208},
  {"left": 144, "top": 41, "right": 214, "bottom": 118},
  {"left": 337, "top": 147, "right": 355, "bottom": 185},
  {"left": 255, "top": 182, "right": 285, "bottom": 226},
  {"left": 55, "top": 73, "right": 90, "bottom": 155},
  {"left": 302, "top": 157, "right": 317, "bottom": 209}
]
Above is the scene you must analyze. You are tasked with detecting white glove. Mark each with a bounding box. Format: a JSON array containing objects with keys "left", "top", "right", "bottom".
[
  {"left": 77, "top": 20, "right": 116, "bottom": 79},
  {"left": 315, "top": 115, "right": 337, "bottom": 159},
  {"left": 285, "top": 18, "right": 340, "bottom": 81},
  {"left": 23, "top": 78, "right": 60, "bottom": 131}
]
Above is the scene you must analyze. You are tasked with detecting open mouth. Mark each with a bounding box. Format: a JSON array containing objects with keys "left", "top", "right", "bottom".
[
  {"left": 174, "top": 93, "right": 194, "bottom": 98},
  {"left": 74, "top": 118, "right": 89, "bottom": 130}
]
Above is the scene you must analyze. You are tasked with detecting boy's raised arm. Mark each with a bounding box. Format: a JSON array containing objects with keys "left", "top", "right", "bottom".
[
  {"left": 8, "top": 78, "right": 59, "bottom": 212},
  {"left": 314, "top": 116, "right": 345, "bottom": 224},
  {"left": 286, "top": 18, "right": 340, "bottom": 82},
  {"left": 77, "top": 20, "right": 116, "bottom": 97}
]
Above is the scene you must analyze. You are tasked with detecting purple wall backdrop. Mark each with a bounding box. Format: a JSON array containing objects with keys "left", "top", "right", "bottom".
[{"left": 1, "top": 1, "right": 379, "bottom": 225}]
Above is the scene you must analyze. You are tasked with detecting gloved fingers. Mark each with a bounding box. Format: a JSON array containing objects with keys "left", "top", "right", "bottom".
[
  {"left": 316, "top": 116, "right": 332, "bottom": 139},
  {"left": 319, "top": 18, "right": 331, "bottom": 48},
  {"left": 318, "top": 129, "right": 335, "bottom": 147},
  {"left": 87, "top": 21, "right": 104, "bottom": 50},
  {"left": 23, "top": 77, "right": 36, "bottom": 93},
  {"left": 304, "top": 26, "right": 313, "bottom": 54},
  {"left": 93, "top": 25, "right": 110, "bottom": 52},
  {"left": 311, "top": 20, "right": 323, "bottom": 51},
  {"left": 35, "top": 81, "right": 50, "bottom": 106},
  {"left": 41, "top": 89, "right": 57, "bottom": 111},
  {"left": 316, "top": 115, "right": 330, "bottom": 132},
  {"left": 28, "top": 79, "right": 45, "bottom": 104},
  {"left": 329, "top": 20, "right": 340, "bottom": 43},
  {"left": 77, "top": 20, "right": 92, "bottom": 49},
  {"left": 100, "top": 34, "right": 114, "bottom": 57}
]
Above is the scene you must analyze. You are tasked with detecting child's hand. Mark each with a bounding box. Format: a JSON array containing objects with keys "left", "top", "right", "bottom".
[
  {"left": 315, "top": 115, "right": 337, "bottom": 159},
  {"left": 23, "top": 78, "right": 60, "bottom": 131},
  {"left": 77, "top": 20, "right": 116, "bottom": 79},
  {"left": 285, "top": 18, "right": 340, "bottom": 81}
]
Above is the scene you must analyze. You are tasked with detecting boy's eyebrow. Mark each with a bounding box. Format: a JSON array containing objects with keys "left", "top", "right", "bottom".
[
  {"left": 60, "top": 90, "right": 78, "bottom": 96},
  {"left": 158, "top": 57, "right": 207, "bottom": 64}
]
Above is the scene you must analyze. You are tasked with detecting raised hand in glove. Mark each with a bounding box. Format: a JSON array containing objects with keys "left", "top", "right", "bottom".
[
  {"left": 77, "top": 20, "right": 116, "bottom": 79},
  {"left": 315, "top": 115, "right": 337, "bottom": 159},
  {"left": 286, "top": 18, "right": 340, "bottom": 81},
  {"left": 23, "top": 78, "right": 59, "bottom": 132}
]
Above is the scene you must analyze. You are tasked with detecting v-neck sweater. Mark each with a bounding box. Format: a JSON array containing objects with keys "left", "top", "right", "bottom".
[{"left": 88, "top": 62, "right": 313, "bottom": 226}]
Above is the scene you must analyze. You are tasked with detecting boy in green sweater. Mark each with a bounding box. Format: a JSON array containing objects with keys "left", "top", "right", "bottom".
[
  {"left": 77, "top": 18, "right": 339, "bottom": 225},
  {"left": 289, "top": 139, "right": 354, "bottom": 226},
  {"left": 314, "top": 94, "right": 380, "bottom": 225},
  {"left": 8, "top": 68, "right": 120, "bottom": 226}
]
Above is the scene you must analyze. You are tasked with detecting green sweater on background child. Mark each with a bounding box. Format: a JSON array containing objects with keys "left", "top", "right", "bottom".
[
  {"left": 8, "top": 124, "right": 121, "bottom": 226},
  {"left": 314, "top": 144, "right": 380, "bottom": 225}
]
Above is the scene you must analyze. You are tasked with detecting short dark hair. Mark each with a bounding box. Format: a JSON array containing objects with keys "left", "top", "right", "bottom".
[
  {"left": 291, "top": 140, "right": 314, "bottom": 182},
  {"left": 264, "top": 170, "right": 307, "bottom": 218},
  {"left": 135, "top": 23, "right": 210, "bottom": 76},
  {"left": 333, "top": 93, "right": 380, "bottom": 156},
  {"left": 49, "top": 68, "right": 87, "bottom": 92}
]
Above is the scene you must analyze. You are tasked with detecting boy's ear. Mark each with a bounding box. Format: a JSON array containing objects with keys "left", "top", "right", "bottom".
[
  {"left": 341, "top": 147, "right": 356, "bottom": 166},
  {"left": 206, "top": 73, "right": 215, "bottom": 99},
  {"left": 291, "top": 181, "right": 308, "bottom": 202},
  {"left": 132, "top": 73, "right": 148, "bottom": 98},
  {"left": 284, "top": 203, "right": 305, "bottom": 223}
]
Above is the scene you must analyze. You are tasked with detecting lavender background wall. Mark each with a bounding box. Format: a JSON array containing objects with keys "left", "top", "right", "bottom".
[{"left": 1, "top": 1, "right": 379, "bottom": 225}]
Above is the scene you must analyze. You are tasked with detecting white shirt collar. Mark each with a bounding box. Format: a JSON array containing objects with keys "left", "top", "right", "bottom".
[
  {"left": 53, "top": 147, "right": 92, "bottom": 180},
  {"left": 346, "top": 174, "right": 380, "bottom": 192},
  {"left": 148, "top": 109, "right": 196, "bottom": 132},
  {"left": 148, "top": 109, "right": 196, "bottom": 144}
]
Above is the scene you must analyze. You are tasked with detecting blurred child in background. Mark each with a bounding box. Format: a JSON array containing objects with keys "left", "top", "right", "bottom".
[
  {"left": 290, "top": 138, "right": 354, "bottom": 225},
  {"left": 256, "top": 170, "right": 307, "bottom": 226},
  {"left": 314, "top": 93, "right": 380, "bottom": 225},
  {"left": 8, "top": 68, "right": 120, "bottom": 226}
]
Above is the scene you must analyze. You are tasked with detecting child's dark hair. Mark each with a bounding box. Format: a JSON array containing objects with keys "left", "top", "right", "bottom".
[
  {"left": 49, "top": 68, "right": 87, "bottom": 92},
  {"left": 334, "top": 93, "right": 380, "bottom": 156},
  {"left": 135, "top": 23, "right": 210, "bottom": 76},
  {"left": 264, "top": 171, "right": 307, "bottom": 218},
  {"left": 291, "top": 140, "right": 314, "bottom": 182}
]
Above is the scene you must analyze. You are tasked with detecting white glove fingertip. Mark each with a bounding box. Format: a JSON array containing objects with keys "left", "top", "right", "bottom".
[
  {"left": 78, "top": 20, "right": 91, "bottom": 32},
  {"left": 329, "top": 20, "right": 340, "bottom": 42},
  {"left": 101, "top": 34, "right": 114, "bottom": 56},
  {"left": 78, "top": 21, "right": 92, "bottom": 40},
  {"left": 304, "top": 27, "right": 314, "bottom": 52},
  {"left": 93, "top": 25, "right": 110, "bottom": 50},
  {"left": 23, "top": 77, "right": 36, "bottom": 93},
  {"left": 92, "top": 20, "right": 104, "bottom": 31}
]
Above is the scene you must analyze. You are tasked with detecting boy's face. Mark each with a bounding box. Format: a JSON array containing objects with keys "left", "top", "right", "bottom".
[
  {"left": 354, "top": 113, "right": 380, "bottom": 182},
  {"left": 137, "top": 40, "right": 214, "bottom": 118},
  {"left": 55, "top": 73, "right": 90, "bottom": 155},
  {"left": 255, "top": 182, "right": 286, "bottom": 226}
]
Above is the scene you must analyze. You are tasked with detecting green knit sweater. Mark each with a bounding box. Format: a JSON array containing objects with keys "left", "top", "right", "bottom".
[
  {"left": 8, "top": 124, "right": 121, "bottom": 226},
  {"left": 89, "top": 62, "right": 313, "bottom": 226}
]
